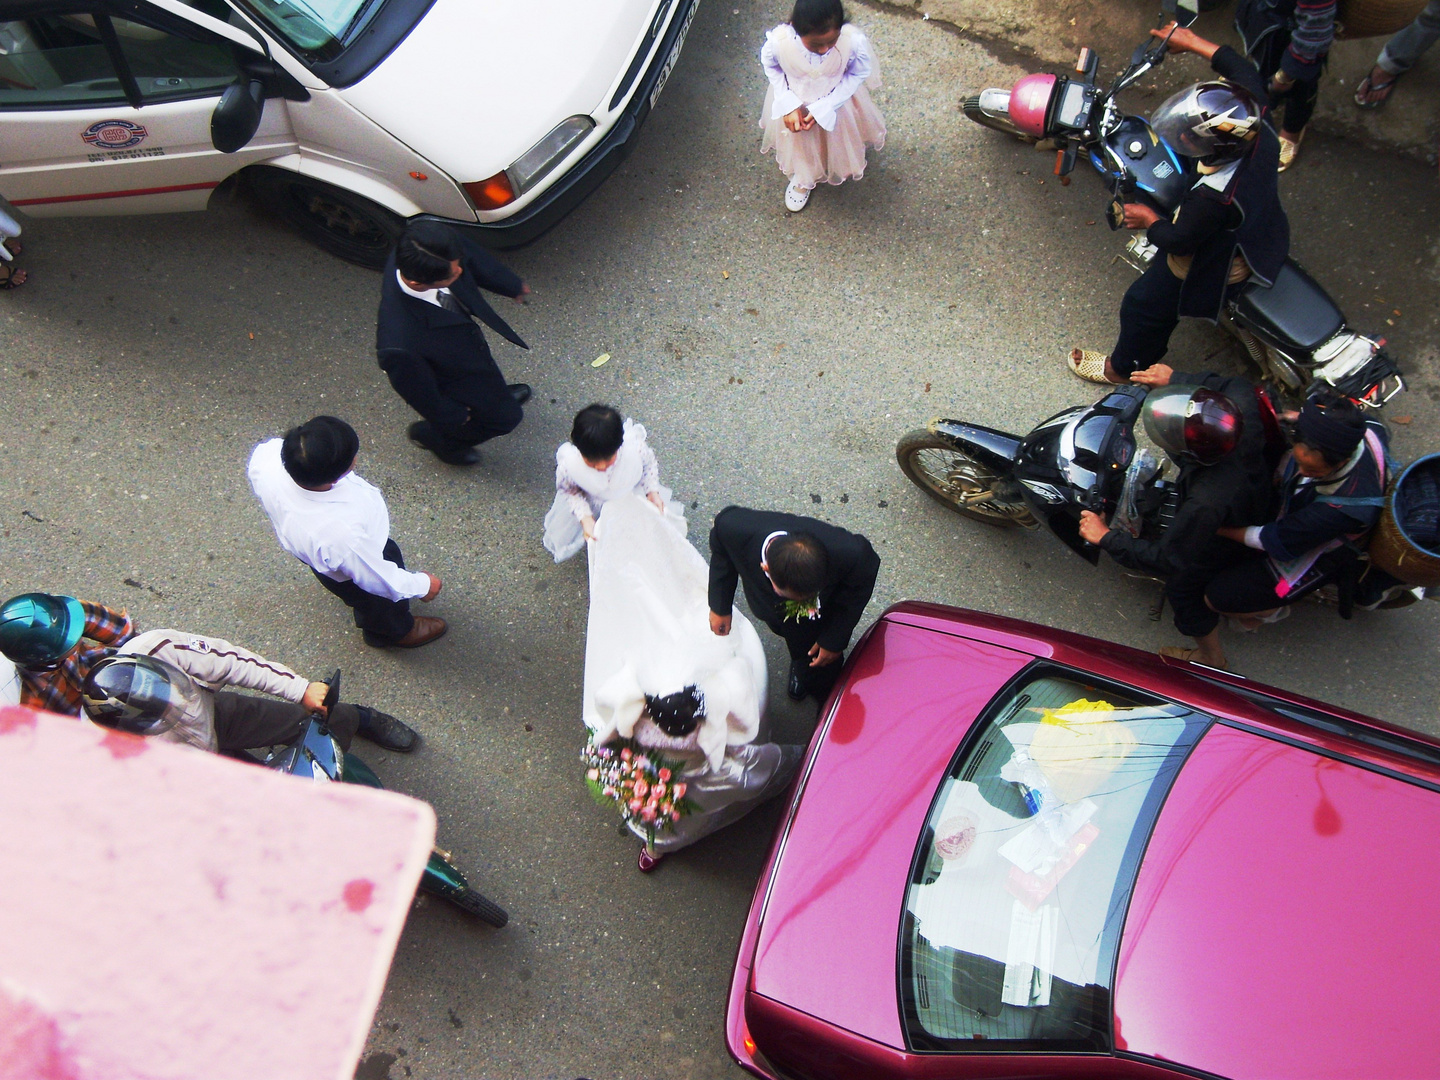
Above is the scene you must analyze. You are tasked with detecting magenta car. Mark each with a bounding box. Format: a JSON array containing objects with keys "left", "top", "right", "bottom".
[{"left": 727, "top": 602, "right": 1440, "bottom": 1080}]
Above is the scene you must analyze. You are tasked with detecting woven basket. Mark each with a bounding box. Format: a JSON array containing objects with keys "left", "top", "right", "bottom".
[
  {"left": 1337, "top": 0, "right": 1430, "bottom": 39},
  {"left": 1368, "top": 455, "right": 1440, "bottom": 587}
]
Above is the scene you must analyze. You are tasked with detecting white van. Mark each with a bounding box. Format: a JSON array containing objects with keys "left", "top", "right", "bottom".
[{"left": 0, "top": 0, "right": 698, "bottom": 264}]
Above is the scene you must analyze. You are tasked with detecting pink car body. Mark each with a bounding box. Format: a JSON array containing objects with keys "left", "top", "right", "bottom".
[{"left": 727, "top": 602, "right": 1440, "bottom": 1080}]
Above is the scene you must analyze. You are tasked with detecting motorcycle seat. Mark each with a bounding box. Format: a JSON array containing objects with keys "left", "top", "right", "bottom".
[{"left": 1235, "top": 259, "right": 1344, "bottom": 352}]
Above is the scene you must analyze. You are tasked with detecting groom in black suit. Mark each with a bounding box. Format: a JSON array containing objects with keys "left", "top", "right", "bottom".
[
  {"left": 376, "top": 221, "right": 533, "bottom": 466},
  {"left": 708, "top": 506, "right": 881, "bottom": 703}
]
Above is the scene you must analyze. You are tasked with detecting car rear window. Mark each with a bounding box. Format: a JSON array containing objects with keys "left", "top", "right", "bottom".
[{"left": 900, "top": 665, "right": 1210, "bottom": 1052}]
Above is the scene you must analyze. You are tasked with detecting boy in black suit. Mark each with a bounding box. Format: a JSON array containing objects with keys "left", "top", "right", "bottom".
[
  {"left": 708, "top": 506, "right": 880, "bottom": 703},
  {"left": 376, "top": 221, "right": 533, "bottom": 466}
]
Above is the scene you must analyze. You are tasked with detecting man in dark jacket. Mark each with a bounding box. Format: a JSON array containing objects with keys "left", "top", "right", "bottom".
[
  {"left": 1068, "top": 24, "right": 1289, "bottom": 386},
  {"left": 1078, "top": 367, "right": 1275, "bottom": 669},
  {"left": 708, "top": 507, "right": 880, "bottom": 704},
  {"left": 376, "top": 221, "right": 533, "bottom": 466}
]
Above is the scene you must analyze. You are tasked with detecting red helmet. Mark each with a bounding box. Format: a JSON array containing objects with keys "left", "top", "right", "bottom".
[
  {"left": 1151, "top": 80, "right": 1262, "bottom": 162},
  {"left": 1008, "top": 74, "right": 1057, "bottom": 138},
  {"left": 1142, "top": 386, "right": 1243, "bottom": 465}
]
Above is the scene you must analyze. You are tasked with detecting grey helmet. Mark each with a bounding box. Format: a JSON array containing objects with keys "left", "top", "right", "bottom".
[
  {"left": 1142, "top": 385, "right": 1243, "bottom": 466},
  {"left": 81, "top": 654, "right": 200, "bottom": 736}
]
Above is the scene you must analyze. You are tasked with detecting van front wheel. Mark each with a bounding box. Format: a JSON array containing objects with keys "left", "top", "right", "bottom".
[{"left": 246, "top": 168, "right": 402, "bottom": 269}]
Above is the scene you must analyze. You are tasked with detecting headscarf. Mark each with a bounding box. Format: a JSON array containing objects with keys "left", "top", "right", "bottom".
[{"left": 1295, "top": 398, "right": 1364, "bottom": 464}]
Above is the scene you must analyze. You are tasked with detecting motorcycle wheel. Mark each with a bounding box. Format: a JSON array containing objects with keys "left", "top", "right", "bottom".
[
  {"left": 896, "top": 430, "right": 1037, "bottom": 527},
  {"left": 447, "top": 887, "right": 509, "bottom": 928},
  {"left": 961, "top": 94, "right": 1034, "bottom": 141}
]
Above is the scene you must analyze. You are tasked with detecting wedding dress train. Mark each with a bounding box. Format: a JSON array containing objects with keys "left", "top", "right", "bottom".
[{"left": 583, "top": 494, "right": 798, "bottom": 853}]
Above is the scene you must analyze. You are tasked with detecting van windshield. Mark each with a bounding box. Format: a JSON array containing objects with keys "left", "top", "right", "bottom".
[
  {"left": 900, "top": 666, "right": 1210, "bottom": 1052},
  {"left": 231, "top": 0, "right": 382, "bottom": 60}
]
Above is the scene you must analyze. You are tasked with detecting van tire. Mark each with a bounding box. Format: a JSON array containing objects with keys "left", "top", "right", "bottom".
[{"left": 245, "top": 167, "right": 402, "bottom": 269}]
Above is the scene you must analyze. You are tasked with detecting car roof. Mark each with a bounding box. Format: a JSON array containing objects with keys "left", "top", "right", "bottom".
[
  {"left": 1114, "top": 721, "right": 1440, "bottom": 1078},
  {"left": 750, "top": 602, "right": 1440, "bottom": 1062}
]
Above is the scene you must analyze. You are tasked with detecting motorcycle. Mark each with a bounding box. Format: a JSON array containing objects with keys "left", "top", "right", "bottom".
[
  {"left": 260, "top": 673, "right": 509, "bottom": 928},
  {"left": 961, "top": 0, "right": 1404, "bottom": 409},
  {"left": 896, "top": 386, "right": 1174, "bottom": 563},
  {"left": 896, "top": 394, "right": 1433, "bottom": 612}
]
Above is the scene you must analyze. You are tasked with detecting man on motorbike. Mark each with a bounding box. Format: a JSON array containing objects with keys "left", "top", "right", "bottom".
[
  {"left": 1204, "top": 392, "right": 1395, "bottom": 647},
  {"left": 1068, "top": 24, "right": 1289, "bottom": 386},
  {"left": 84, "top": 627, "right": 418, "bottom": 754},
  {"left": 1078, "top": 365, "right": 1274, "bottom": 669},
  {"left": 0, "top": 593, "right": 134, "bottom": 715}
]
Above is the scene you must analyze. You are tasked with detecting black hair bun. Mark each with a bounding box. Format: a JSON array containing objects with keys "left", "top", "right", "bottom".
[{"left": 644, "top": 685, "right": 705, "bottom": 737}]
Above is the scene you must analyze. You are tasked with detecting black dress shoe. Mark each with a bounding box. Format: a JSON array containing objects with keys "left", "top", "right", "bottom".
[
  {"left": 508, "top": 383, "right": 532, "bottom": 405},
  {"left": 408, "top": 421, "right": 480, "bottom": 466},
  {"left": 787, "top": 664, "right": 807, "bottom": 702},
  {"left": 355, "top": 706, "right": 419, "bottom": 752}
]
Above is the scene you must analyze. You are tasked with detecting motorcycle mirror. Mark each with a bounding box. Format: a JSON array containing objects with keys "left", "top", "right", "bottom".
[
  {"left": 1161, "top": 0, "right": 1200, "bottom": 28},
  {"left": 321, "top": 669, "right": 341, "bottom": 713}
]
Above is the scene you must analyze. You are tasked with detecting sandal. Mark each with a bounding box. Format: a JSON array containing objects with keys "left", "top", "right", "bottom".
[
  {"left": 1067, "top": 348, "right": 1116, "bottom": 384},
  {"left": 1277, "top": 129, "right": 1304, "bottom": 173},
  {"left": 1, "top": 240, "right": 21, "bottom": 257},
  {"left": 0, "top": 264, "right": 26, "bottom": 290},
  {"left": 1354, "top": 70, "right": 1399, "bottom": 109}
]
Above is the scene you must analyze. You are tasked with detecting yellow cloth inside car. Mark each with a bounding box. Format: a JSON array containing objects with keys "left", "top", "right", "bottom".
[{"left": 1030, "top": 698, "right": 1137, "bottom": 803}]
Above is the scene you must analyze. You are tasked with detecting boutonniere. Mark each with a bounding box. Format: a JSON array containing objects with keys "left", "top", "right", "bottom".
[{"left": 780, "top": 597, "right": 821, "bottom": 622}]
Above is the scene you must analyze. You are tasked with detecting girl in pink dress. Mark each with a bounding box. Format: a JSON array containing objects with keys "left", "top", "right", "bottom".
[{"left": 759, "top": 0, "right": 886, "bottom": 212}]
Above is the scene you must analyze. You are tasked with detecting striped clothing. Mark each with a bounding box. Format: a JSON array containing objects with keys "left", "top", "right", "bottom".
[{"left": 1283, "top": 0, "right": 1336, "bottom": 79}]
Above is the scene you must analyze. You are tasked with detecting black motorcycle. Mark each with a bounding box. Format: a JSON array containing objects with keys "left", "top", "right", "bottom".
[
  {"left": 962, "top": 1, "right": 1404, "bottom": 409},
  {"left": 896, "top": 387, "right": 1179, "bottom": 563}
]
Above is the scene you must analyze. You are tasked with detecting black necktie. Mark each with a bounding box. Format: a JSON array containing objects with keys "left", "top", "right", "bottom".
[{"left": 437, "top": 289, "right": 468, "bottom": 317}]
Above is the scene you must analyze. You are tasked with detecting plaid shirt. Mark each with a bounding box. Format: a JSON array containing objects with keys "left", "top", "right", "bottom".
[{"left": 18, "top": 601, "right": 134, "bottom": 716}]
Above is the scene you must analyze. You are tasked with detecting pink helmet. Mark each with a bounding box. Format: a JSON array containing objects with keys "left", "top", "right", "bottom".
[{"left": 1008, "top": 73, "right": 1057, "bottom": 138}]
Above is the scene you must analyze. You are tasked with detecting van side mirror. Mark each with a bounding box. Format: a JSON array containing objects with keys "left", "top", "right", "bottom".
[{"left": 211, "top": 78, "right": 264, "bottom": 153}]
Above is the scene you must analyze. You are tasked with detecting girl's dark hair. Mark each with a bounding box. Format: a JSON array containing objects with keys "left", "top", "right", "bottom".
[
  {"left": 790, "top": 0, "right": 846, "bottom": 36},
  {"left": 394, "top": 220, "right": 463, "bottom": 286},
  {"left": 645, "top": 686, "right": 705, "bottom": 738},
  {"left": 767, "top": 533, "right": 828, "bottom": 597},
  {"left": 281, "top": 416, "right": 359, "bottom": 488},
  {"left": 1296, "top": 391, "right": 1367, "bottom": 467},
  {"left": 571, "top": 404, "right": 625, "bottom": 462}
]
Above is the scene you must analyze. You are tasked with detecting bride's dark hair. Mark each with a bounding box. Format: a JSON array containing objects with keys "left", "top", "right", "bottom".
[{"left": 644, "top": 685, "right": 705, "bottom": 737}]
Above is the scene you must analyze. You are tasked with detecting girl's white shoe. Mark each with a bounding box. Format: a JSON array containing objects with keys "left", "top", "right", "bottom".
[{"left": 784, "top": 182, "right": 811, "bottom": 212}]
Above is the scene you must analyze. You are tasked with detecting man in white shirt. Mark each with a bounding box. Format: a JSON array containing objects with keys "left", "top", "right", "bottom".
[{"left": 248, "top": 416, "right": 446, "bottom": 649}]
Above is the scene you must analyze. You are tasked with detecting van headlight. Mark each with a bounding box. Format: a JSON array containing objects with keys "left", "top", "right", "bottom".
[{"left": 466, "top": 115, "right": 596, "bottom": 210}]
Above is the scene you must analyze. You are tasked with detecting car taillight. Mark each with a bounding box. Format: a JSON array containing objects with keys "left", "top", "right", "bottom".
[{"left": 465, "top": 172, "right": 515, "bottom": 210}]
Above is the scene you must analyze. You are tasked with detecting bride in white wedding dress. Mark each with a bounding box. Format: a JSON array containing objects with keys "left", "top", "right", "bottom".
[{"left": 583, "top": 493, "right": 801, "bottom": 872}]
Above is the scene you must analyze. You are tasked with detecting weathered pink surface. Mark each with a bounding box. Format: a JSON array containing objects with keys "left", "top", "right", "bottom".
[{"left": 0, "top": 706, "right": 436, "bottom": 1080}]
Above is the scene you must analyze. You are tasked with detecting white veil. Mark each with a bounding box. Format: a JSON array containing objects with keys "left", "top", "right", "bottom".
[{"left": 583, "top": 494, "right": 766, "bottom": 769}]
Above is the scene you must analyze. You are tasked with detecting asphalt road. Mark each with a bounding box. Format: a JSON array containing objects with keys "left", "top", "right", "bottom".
[{"left": 2, "top": 2, "right": 1438, "bottom": 1078}]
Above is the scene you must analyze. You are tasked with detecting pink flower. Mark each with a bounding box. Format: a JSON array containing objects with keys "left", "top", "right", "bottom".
[
  {"left": 620, "top": 747, "right": 632, "bottom": 761},
  {"left": 628, "top": 798, "right": 643, "bottom": 812},
  {"left": 640, "top": 806, "right": 657, "bottom": 823},
  {"left": 673, "top": 782, "right": 687, "bottom": 799},
  {"left": 670, "top": 810, "right": 682, "bottom": 822},
  {"left": 603, "top": 786, "right": 617, "bottom": 798},
  {"left": 653, "top": 781, "right": 666, "bottom": 797},
  {"left": 658, "top": 768, "right": 672, "bottom": 782},
  {"left": 636, "top": 755, "right": 651, "bottom": 771},
  {"left": 586, "top": 768, "right": 600, "bottom": 782}
]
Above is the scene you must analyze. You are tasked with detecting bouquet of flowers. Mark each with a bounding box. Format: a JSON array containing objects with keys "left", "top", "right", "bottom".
[{"left": 582, "top": 738, "right": 697, "bottom": 842}]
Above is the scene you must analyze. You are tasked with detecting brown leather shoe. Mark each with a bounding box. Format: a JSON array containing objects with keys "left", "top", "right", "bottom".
[{"left": 365, "top": 616, "right": 447, "bottom": 649}]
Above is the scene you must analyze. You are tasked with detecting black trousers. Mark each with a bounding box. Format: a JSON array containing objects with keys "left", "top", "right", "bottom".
[
  {"left": 764, "top": 617, "right": 844, "bottom": 701},
  {"left": 1252, "top": 31, "right": 1325, "bottom": 134},
  {"left": 311, "top": 538, "right": 415, "bottom": 643},
  {"left": 1204, "top": 550, "right": 1330, "bottom": 614},
  {"left": 214, "top": 691, "right": 359, "bottom": 752},
  {"left": 412, "top": 395, "right": 523, "bottom": 455},
  {"left": 1110, "top": 260, "right": 1246, "bottom": 378}
]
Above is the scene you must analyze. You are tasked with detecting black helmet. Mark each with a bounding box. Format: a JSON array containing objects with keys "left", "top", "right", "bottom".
[
  {"left": 81, "top": 654, "right": 200, "bottom": 736},
  {"left": 1151, "top": 80, "right": 1262, "bottom": 163},
  {"left": 1142, "top": 386, "right": 1243, "bottom": 465}
]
